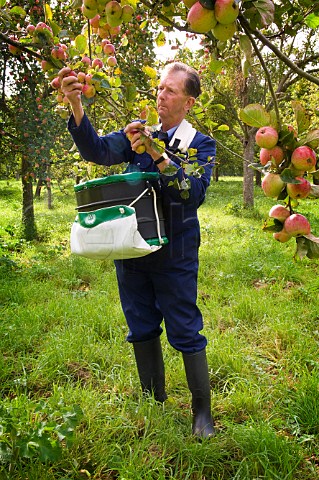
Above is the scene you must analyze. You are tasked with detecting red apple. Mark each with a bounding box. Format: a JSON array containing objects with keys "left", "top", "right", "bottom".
[
  {"left": 286, "top": 177, "right": 311, "bottom": 199},
  {"left": 268, "top": 204, "right": 290, "bottom": 223},
  {"left": 92, "top": 58, "right": 103, "bottom": 69},
  {"left": 255, "top": 126, "right": 279, "bottom": 149},
  {"left": 103, "top": 43, "right": 115, "bottom": 55},
  {"left": 187, "top": 2, "right": 217, "bottom": 33},
  {"left": 82, "top": 84, "right": 96, "bottom": 98},
  {"left": 259, "top": 145, "right": 285, "bottom": 166},
  {"left": 283, "top": 213, "right": 311, "bottom": 236},
  {"left": 273, "top": 229, "right": 292, "bottom": 243},
  {"left": 291, "top": 146, "right": 317, "bottom": 172}
]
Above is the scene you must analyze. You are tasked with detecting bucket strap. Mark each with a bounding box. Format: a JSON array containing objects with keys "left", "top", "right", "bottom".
[{"left": 129, "top": 187, "right": 164, "bottom": 245}]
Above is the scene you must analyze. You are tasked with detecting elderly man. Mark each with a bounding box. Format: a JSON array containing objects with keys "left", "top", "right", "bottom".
[{"left": 60, "top": 61, "right": 216, "bottom": 438}]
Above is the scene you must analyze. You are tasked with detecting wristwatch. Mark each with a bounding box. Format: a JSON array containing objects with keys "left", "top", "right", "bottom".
[{"left": 154, "top": 152, "right": 169, "bottom": 165}]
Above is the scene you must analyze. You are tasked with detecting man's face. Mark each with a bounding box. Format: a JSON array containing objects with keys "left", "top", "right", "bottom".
[{"left": 156, "top": 70, "right": 195, "bottom": 129}]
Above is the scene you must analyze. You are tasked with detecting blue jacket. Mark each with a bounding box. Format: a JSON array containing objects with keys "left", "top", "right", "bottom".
[{"left": 68, "top": 114, "right": 216, "bottom": 259}]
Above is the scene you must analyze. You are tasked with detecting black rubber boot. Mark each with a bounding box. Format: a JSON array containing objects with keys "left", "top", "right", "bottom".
[
  {"left": 133, "top": 337, "right": 167, "bottom": 403},
  {"left": 182, "top": 349, "right": 215, "bottom": 438}
]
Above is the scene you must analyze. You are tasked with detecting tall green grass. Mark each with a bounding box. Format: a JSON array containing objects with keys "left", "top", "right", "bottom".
[{"left": 1, "top": 178, "right": 319, "bottom": 479}]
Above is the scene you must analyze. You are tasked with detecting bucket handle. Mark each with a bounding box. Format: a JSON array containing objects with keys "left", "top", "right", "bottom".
[{"left": 129, "top": 187, "right": 165, "bottom": 245}]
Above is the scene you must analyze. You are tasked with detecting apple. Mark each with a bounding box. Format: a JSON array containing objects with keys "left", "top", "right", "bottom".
[
  {"left": 187, "top": 2, "right": 217, "bottom": 33},
  {"left": 8, "top": 36, "right": 21, "bottom": 55},
  {"left": 261, "top": 173, "right": 285, "bottom": 198},
  {"left": 85, "top": 74, "right": 93, "bottom": 84},
  {"left": 273, "top": 229, "right": 292, "bottom": 243},
  {"left": 107, "top": 56, "right": 117, "bottom": 67},
  {"left": 51, "top": 76, "right": 61, "bottom": 90},
  {"left": 212, "top": 21, "right": 236, "bottom": 41},
  {"left": 109, "top": 25, "right": 121, "bottom": 35},
  {"left": 82, "top": 5, "right": 98, "bottom": 19},
  {"left": 92, "top": 58, "right": 103, "bottom": 69},
  {"left": 105, "top": 1, "right": 122, "bottom": 19},
  {"left": 283, "top": 213, "right": 311, "bottom": 236},
  {"left": 26, "top": 24, "right": 35, "bottom": 35},
  {"left": 291, "top": 146, "right": 317, "bottom": 172},
  {"left": 255, "top": 126, "right": 278, "bottom": 149},
  {"left": 103, "top": 43, "right": 115, "bottom": 55},
  {"left": 82, "top": 84, "right": 96, "bottom": 98},
  {"left": 107, "top": 14, "right": 123, "bottom": 27},
  {"left": 286, "top": 176, "right": 311, "bottom": 199},
  {"left": 259, "top": 145, "right": 285, "bottom": 166},
  {"left": 41, "top": 60, "right": 54, "bottom": 72},
  {"left": 81, "top": 56, "right": 92, "bottom": 66},
  {"left": 77, "top": 71, "right": 86, "bottom": 83},
  {"left": 214, "top": 0, "right": 239, "bottom": 25},
  {"left": 89, "top": 14, "right": 101, "bottom": 28},
  {"left": 268, "top": 204, "right": 290, "bottom": 223},
  {"left": 51, "top": 45, "right": 67, "bottom": 61},
  {"left": 136, "top": 145, "right": 146, "bottom": 154}
]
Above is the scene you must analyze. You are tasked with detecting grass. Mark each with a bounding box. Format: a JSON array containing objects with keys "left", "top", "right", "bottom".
[{"left": 1, "top": 177, "right": 319, "bottom": 479}]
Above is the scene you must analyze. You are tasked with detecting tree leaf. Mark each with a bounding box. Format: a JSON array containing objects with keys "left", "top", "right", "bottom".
[
  {"left": 296, "top": 234, "right": 319, "bottom": 259},
  {"left": 155, "top": 31, "right": 166, "bottom": 47},
  {"left": 44, "top": 3, "right": 53, "bottom": 21},
  {"left": 291, "top": 100, "right": 311, "bottom": 135},
  {"left": 142, "top": 66, "right": 158, "bottom": 79},
  {"left": 305, "top": 13, "right": 319, "bottom": 29},
  {"left": 239, "top": 34, "right": 252, "bottom": 60},
  {"left": 10, "top": 6, "right": 26, "bottom": 17},
  {"left": 209, "top": 60, "right": 224, "bottom": 74},
  {"left": 280, "top": 168, "right": 302, "bottom": 184},
  {"left": 199, "top": 0, "right": 215, "bottom": 9},
  {"left": 253, "top": 0, "right": 275, "bottom": 27},
  {"left": 239, "top": 103, "right": 271, "bottom": 127},
  {"left": 217, "top": 124, "right": 229, "bottom": 131},
  {"left": 74, "top": 35, "right": 87, "bottom": 54},
  {"left": 303, "top": 129, "right": 319, "bottom": 149}
]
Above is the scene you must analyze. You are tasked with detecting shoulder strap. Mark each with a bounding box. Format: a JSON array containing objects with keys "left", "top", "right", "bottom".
[{"left": 168, "top": 119, "right": 197, "bottom": 153}]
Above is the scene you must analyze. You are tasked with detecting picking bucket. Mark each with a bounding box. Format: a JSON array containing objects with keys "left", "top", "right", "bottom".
[{"left": 74, "top": 172, "right": 167, "bottom": 244}]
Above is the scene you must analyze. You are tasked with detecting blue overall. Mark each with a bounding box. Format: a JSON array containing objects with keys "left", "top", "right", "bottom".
[{"left": 68, "top": 114, "right": 216, "bottom": 353}]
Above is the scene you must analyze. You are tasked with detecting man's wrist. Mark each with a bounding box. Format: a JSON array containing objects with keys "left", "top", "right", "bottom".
[{"left": 154, "top": 152, "right": 169, "bottom": 165}]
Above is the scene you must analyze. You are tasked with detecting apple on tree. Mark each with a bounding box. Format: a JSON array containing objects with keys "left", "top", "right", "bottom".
[
  {"left": 261, "top": 172, "right": 285, "bottom": 198},
  {"left": 187, "top": 2, "right": 217, "bottom": 33},
  {"left": 255, "top": 126, "right": 279, "bottom": 149},
  {"left": 286, "top": 176, "right": 311, "bottom": 199},
  {"left": 291, "top": 146, "right": 317, "bottom": 172},
  {"left": 259, "top": 145, "right": 285, "bottom": 166}
]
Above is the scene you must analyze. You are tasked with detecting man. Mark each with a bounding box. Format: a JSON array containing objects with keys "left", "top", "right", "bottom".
[{"left": 60, "top": 61, "right": 216, "bottom": 438}]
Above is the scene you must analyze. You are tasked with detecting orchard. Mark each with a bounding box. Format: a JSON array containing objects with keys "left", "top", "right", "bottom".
[{"left": 1, "top": 0, "right": 319, "bottom": 251}]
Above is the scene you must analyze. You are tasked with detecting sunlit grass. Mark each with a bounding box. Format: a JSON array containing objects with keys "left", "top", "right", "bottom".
[{"left": 1, "top": 178, "right": 319, "bottom": 479}]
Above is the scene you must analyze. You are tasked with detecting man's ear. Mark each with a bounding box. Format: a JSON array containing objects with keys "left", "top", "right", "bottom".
[{"left": 185, "top": 96, "right": 196, "bottom": 112}]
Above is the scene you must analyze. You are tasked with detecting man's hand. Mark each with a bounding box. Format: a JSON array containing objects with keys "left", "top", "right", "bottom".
[
  {"left": 124, "top": 122, "right": 150, "bottom": 154},
  {"left": 58, "top": 67, "right": 84, "bottom": 126},
  {"left": 124, "top": 122, "right": 170, "bottom": 171}
]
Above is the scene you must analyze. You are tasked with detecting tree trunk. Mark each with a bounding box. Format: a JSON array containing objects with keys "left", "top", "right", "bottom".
[
  {"left": 21, "top": 157, "right": 37, "bottom": 240},
  {"left": 47, "top": 164, "right": 53, "bottom": 209},
  {"left": 242, "top": 130, "right": 256, "bottom": 207},
  {"left": 35, "top": 178, "right": 43, "bottom": 198}
]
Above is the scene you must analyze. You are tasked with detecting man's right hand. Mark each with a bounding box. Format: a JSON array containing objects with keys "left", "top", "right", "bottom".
[{"left": 59, "top": 67, "right": 84, "bottom": 126}]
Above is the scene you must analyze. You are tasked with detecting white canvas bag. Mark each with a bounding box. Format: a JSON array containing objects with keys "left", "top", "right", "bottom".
[{"left": 70, "top": 186, "right": 167, "bottom": 260}]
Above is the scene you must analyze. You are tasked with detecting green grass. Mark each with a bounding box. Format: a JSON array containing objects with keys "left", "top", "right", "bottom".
[{"left": 1, "top": 177, "right": 319, "bottom": 479}]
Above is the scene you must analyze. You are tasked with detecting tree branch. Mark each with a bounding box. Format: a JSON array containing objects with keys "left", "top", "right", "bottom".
[
  {"left": 241, "top": 21, "right": 281, "bottom": 129},
  {"left": 238, "top": 16, "right": 319, "bottom": 87}
]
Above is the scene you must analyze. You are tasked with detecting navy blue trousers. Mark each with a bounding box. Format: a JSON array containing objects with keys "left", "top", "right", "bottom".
[{"left": 114, "top": 235, "right": 207, "bottom": 354}]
